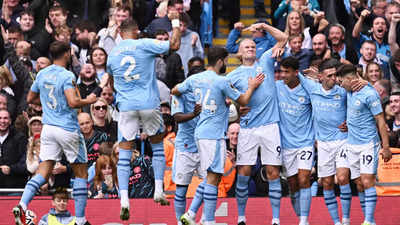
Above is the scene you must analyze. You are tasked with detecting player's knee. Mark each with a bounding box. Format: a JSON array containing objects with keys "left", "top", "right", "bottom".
[
  {"left": 337, "top": 174, "right": 349, "bottom": 186},
  {"left": 298, "top": 175, "right": 310, "bottom": 188},
  {"left": 353, "top": 178, "right": 364, "bottom": 192},
  {"left": 322, "top": 177, "right": 334, "bottom": 190},
  {"left": 361, "top": 176, "right": 375, "bottom": 189},
  {"left": 266, "top": 166, "right": 280, "bottom": 180},
  {"left": 238, "top": 165, "right": 251, "bottom": 176}
]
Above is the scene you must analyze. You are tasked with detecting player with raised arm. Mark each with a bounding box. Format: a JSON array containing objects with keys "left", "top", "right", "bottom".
[
  {"left": 13, "top": 41, "right": 108, "bottom": 225},
  {"left": 106, "top": 17, "right": 181, "bottom": 220},
  {"left": 336, "top": 64, "right": 392, "bottom": 225},
  {"left": 172, "top": 47, "right": 264, "bottom": 225},
  {"left": 226, "top": 34, "right": 285, "bottom": 225}
]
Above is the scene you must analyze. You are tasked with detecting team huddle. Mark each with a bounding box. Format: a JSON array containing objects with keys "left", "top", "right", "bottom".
[{"left": 12, "top": 17, "right": 392, "bottom": 225}]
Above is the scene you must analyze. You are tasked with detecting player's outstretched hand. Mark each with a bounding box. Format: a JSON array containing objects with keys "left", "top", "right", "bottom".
[
  {"left": 338, "top": 121, "right": 348, "bottom": 132},
  {"left": 381, "top": 148, "right": 392, "bottom": 163},
  {"left": 193, "top": 104, "right": 202, "bottom": 116},
  {"left": 99, "top": 73, "right": 110, "bottom": 88},
  {"left": 248, "top": 73, "right": 265, "bottom": 89},
  {"left": 87, "top": 93, "right": 97, "bottom": 104}
]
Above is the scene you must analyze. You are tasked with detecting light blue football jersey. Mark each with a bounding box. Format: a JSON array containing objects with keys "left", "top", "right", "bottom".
[
  {"left": 226, "top": 61, "right": 279, "bottom": 129},
  {"left": 171, "top": 94, "right": 198, "bottom": 153},
  {"left": 177, "top": 70, "right": 241, "bottom": 140},
  {"left": 298, "top": 74, "right": 347, "bottom": 142},
  {"left": 276, "top": 80, "right": 314, "bottom": 149},
  {"left": 107, "top": 38, "right": 169, "bottom": 111},
  {"left": 347, "top": 84, "right": 382, "bottom": 145},
  {"left": 30, "top": 65, "right": 79, "bottom": 132}
]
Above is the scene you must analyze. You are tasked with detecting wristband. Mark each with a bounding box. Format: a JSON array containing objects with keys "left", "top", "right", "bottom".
[
  {"left": 92, "top": 86, "right": 103, "bottom": 96},
  {"left": 171, "top": 19, "right": 180, "bottom": 28}
]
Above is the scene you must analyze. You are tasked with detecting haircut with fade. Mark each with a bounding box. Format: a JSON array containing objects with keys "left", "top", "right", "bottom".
[
  {"left": 280, "top": 56, "right": 299, "bottom": 71},
  {"left": 318, "top": 58, "right": 340, "bottom": 72},
  {"left": 120, "top": 19, "right": 139, "bottom": 33},
  {"left": 52, "top": 187, "right": 69, "bottom": 200},
  {"left": 288, "top": 33, "right": 305, "bottom": 42},
  {"left": 207, "top": 47, "right": 228, "bottom": 67},
  {"left": 337, "top": 64, "right": 357, "bottom": 78},
  {"left": 49, "top": 41, "right": 71, "bottom": 60}
]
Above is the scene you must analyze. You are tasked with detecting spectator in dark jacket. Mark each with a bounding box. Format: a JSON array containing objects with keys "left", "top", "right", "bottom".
[
  {"left": 145, "top": 0, "right": 185, "bottom": 36},
  {"left": 0, "top": 110, "right": 28, "bottom": 189},
  {"left": 0, "top": 0, "right": 24, "bottom": 29},
  {"left": 19, "top": 10, "right": 51, "bottom": 60},
  {"left": 154, "top": 29, "right": 185, "bottom": 89},
  {"left": 3, "top": 43, "right": 33, "bottom": 115}
]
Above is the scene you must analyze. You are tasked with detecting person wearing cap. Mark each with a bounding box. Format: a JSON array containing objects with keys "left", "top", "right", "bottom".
[
  {"left": 226, "top": 23, "right": 287, "bottom": 225},
  {"left": 226, "top": 20, "right": 277, "bottom": 59},
  {"left": 27, "top": 116, "right": 42, "bottom": 137}
]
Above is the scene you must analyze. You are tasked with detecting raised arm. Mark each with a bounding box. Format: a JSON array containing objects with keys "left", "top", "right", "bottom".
[
  {"left": 245, "top": 22, "right": 288, "bottom": 43},
  {"left": 389, "top": 13, "right": 400, "bottom": 54},
  {"left": 352, "top": 9, "right": 370, "bottom": 39},
  {"left": 169, "top": 11, "right": 181, "bottom": 51}
]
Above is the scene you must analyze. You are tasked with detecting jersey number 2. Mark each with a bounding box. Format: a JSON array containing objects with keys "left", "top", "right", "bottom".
[{"left": 121, "top": 56, "right": 139, "bottom": 82}]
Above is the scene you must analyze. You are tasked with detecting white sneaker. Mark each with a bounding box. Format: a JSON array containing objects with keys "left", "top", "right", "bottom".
[
  {"left": 180, "top": 212, "right": 196, "bottom": 225},
  {"left": 334, "top": 222, "right": 342, "bottom": 225},
  {"left": 342, "top": 218, "right": 350, "bottom": 225},
  {"left": 153, "top": 192, "right": 170, "bottom": 206},
  {"left": 272, "top": 218, "right": 280, "bottom": 225}
]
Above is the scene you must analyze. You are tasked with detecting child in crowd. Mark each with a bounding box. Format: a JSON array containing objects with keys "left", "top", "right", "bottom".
[{"left": 38, "top": 188, "right": 76, "bottom": 225}]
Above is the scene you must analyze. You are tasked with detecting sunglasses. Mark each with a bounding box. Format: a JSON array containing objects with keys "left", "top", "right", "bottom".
[{"left": 94, "top": 105, "right": 107, "bottom": 111}]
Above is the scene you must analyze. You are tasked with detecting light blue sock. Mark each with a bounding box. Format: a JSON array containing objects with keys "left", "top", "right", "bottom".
[
  {"left": 117, "top": 148, "right": 132, "bottom": 191},
  {"left": 269, "top": 178, "right": 281, "bottom": 220},
  {"left": 20, "top": 174, "right": 46, "bottom": 207},
  {"left": 300, "top": 188, "right": 311, "bottom": 217},
  {"left": 73, "top": 177, "right": 88, "bottom": 218},
  {"left": 235, "top": 175, "right": 249, "bottom": 217},
  {"left": 189, "top": 179, "right": 206, "bottom": 214},
  {"left": 151, "top": 142, "right": 166, "bottom": 180},
  {"left": 203, "top": 183, "right": 218, "bottom": 222},
  {"left": 339, "top": 184, "right": 352, "bottom": 219},
  {"left": 359, "top": 191, "right": 366, "bottom": 216},
  {"left": 323, "top": 189, "right": 340, "bottom": 224},
  {"left": 174, "top": 185, "right": 188, "bottom": 220},
  {"left": 364, "top": 187, "right": 377, "bottom": 223},
  {"left": 290, "top": 191, "right": 300, "bottom": 217}
]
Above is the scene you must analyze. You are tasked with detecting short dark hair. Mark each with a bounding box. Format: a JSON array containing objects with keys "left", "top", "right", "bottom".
[
  {"left": 49, "top": 5, "right": 67, "bottom": 15},
  {"left": 207, "top": 47, "right": 228, "bottom": 67},
  {"left": 168, "top": 0, "right": 183, "bottom": 7},
  {"left": 49, "top": 41, "right": 71, "bottom": 60},
  {"left": 362, "top": 40, "right": 377, "bottom": 48},
  {"left": 120, "top": 19, "right": 138, "bottom": 32},
  {"left": 20, "top": 10, "right": 35, "bottom": 18},
  {"left": 179, "top": 12, "right": 191, "bottom": 26},
  {"left": 319, "top": 58, "right": 340, "bottom": 72},
  {"left": 154, "top": 29, "right": 168, "bottom": 37},
  {"left": 7, "top": 25, "right": 22, "bottom": 34},
  {"left": 52, "top": 187, "right": 69, "bottom": 200},
  {"left": 74, "top": 20, "right": 96, "bottom": 33},
  {"left": 115, "top": 4, "right": 132, "bottom": 16},
  {"left": 162, "top": 113, "right": 175, "bottom": 131},
  {"left": 337, "top": 64, "right": 357, "bottom": 77},
  {"left": 281, "top": 56, "right": 299, "bottom": 70}
]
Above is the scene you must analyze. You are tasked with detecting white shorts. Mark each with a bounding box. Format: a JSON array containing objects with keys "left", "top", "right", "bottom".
[
  {"left": 282, "top": 146, "right": 314, "bottom": 177},
  {"left": 118, "top": 109, "right": 164, "bottom": 141},
  {"left": 40, "top": 125, "right": 87, "bottom": 164},
  {"left": 347, "top": 141, "right": 380, "bottom": 180},
  {"left": 317, "top": 139, "right": 349, "bottom": 178},
  {"left": 196, "top": 139, "right": 227, "bottom": 174},
  {"left": 236, "top": 123, "right": 282, "bottom": 166},
  {"left": 172, "top": 149, "right": 206, "bottom": 185}
]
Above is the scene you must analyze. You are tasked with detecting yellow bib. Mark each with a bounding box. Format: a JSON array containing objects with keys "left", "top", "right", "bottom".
[{"left": 47, "top": 214, "right": 76, "bottom": 225}]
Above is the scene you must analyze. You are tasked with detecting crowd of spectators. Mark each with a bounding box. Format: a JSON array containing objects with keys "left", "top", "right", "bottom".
[{"left": 1, "top": 0, "right": 400, "bottom": 200}]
